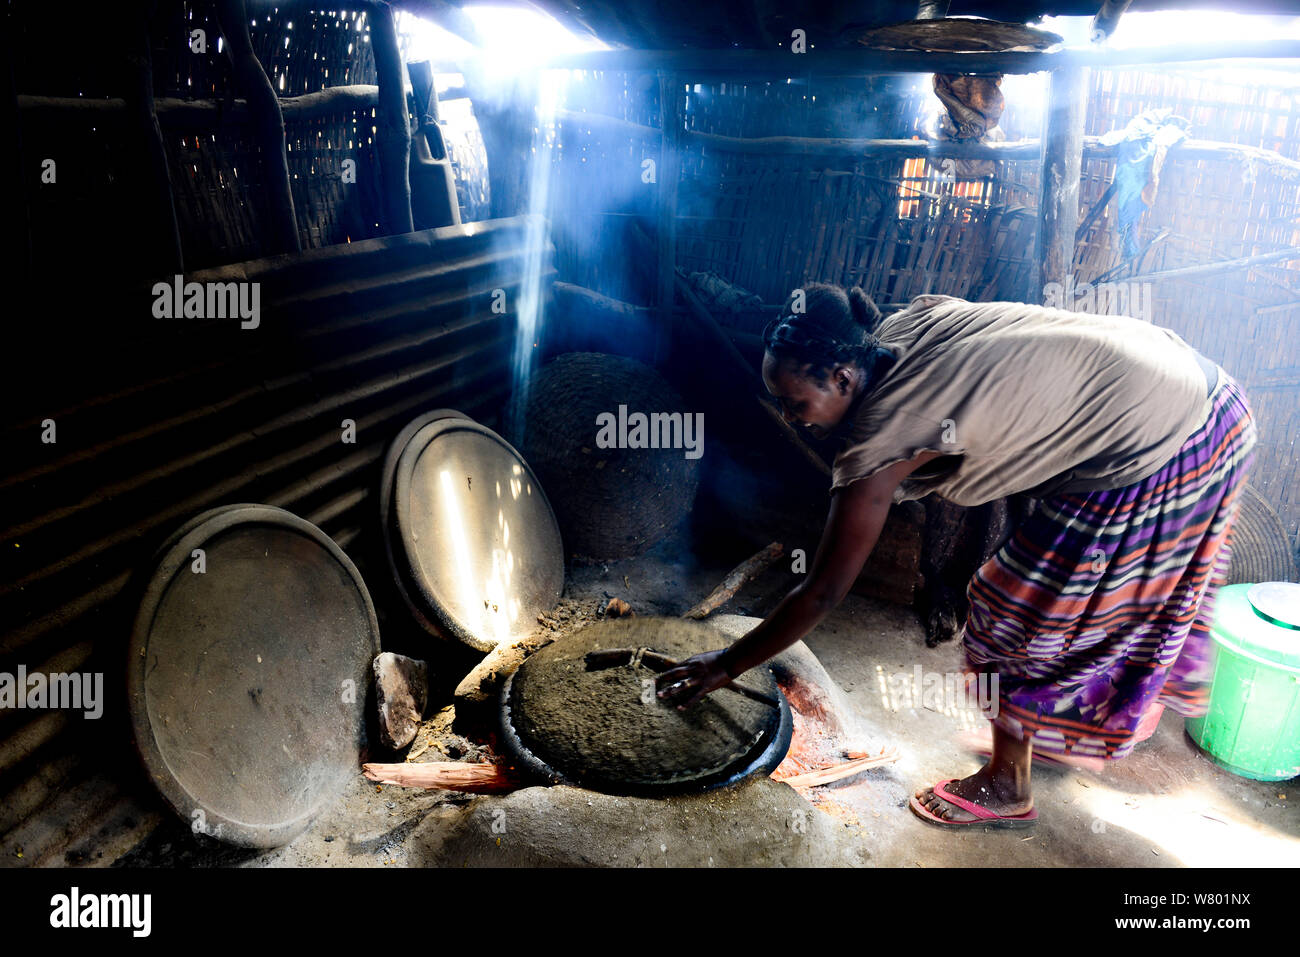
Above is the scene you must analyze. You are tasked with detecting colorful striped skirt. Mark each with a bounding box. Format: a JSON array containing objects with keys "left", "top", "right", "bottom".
[{"left": 962, "top": 373, "right": 1258, "bottom": 761}]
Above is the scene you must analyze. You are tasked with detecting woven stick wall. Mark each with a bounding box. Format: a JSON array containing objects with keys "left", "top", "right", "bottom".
[
  {"left": 14, "top": 1, "right": 489, "bottom": 275},
  {"left": 1074, "top": 68, "right": 1300, "bottom": 545},
  {"left": 539, "top": 64, "right": 1299, "bottom": 546}
]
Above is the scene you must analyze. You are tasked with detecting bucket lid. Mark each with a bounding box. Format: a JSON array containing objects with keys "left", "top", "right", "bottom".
[
  {"left": 1211, "top": 583, "right": 1300, "bottom": 669},
  {"left": 392, "top": 418, "right": 564, "bottom": 653},
  {"left": 128, "top": 505, "right": 379, "bottom": 848}
]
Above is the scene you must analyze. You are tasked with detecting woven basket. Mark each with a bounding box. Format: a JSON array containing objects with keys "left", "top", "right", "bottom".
[
  {"left": 520, "top": 353, "right": 701, "bottom": 560},
  {"left": 1227, "top": 485, "right": 1299, "bottom": 585}
]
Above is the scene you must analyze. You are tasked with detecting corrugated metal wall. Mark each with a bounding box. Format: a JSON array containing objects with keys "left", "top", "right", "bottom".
[{"left": 0, "top": 216, "right": 551, "bottom": 865}]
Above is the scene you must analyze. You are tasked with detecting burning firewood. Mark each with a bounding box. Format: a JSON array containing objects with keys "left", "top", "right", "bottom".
[
  {"left": 773, "top": 746, "right": 900, "bottom": 789},
  {"left": 362, "top": 761, "right": 523, "bottom": 794}
]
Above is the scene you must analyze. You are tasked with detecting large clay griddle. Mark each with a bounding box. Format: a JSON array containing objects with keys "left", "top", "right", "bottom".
[
  {"left": 500, "top": 618, "right": 792, "bottom": 796},
  {"left": 128, "top": 504, "right": 379, "bottom": 848},
  {"left": 392, "top": 417, "right": 564, "bottom": 653}
]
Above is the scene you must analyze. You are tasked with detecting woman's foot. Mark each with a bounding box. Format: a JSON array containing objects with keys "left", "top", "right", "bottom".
[{"left": 913, "top": 764, "right": 1034, "bottom": 823}]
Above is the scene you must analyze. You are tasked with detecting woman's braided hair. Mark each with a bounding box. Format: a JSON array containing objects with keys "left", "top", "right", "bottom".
[{"left": 762, "top": 283, "right": 896, "bottom": 386}]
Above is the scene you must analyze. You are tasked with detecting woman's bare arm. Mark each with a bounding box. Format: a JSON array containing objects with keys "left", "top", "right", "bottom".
[{"left": 657, "top": 449, "right": 946, "bottom": 708}]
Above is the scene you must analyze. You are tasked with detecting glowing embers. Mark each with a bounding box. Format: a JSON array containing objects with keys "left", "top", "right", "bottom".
[{"left": 384, "top": 412, "right": 563, "bottom": 653}]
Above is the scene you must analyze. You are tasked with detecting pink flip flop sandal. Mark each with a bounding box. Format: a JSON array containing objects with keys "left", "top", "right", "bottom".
[{"left": 909, "top": 779, "right": 1039, "bottom": 829}]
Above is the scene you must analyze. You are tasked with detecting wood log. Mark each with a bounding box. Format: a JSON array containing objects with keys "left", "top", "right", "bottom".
[
  {"left": 21, "top": 91, "right": 1299, "bottom": 182},
  {"left": 664, "top": 247, "right": 834, "bottom": 478},
  {"left": 1090, "top": 0, "right": 1134, "bottom": 43},
  {"left": 1034, "top": 65, "right": 1088, "bottom": 302},
  {"left": 774, "top": 746, "right": 900, "bottom": 788},
  {"left": 16, "top": 85, "right": 380, "bottom": 125},
  {"left": 371, "top": 1, "right": 415, "bottom": 236},
  {"left": 214, "top": 0, "right": 300, "bottom": 254},
  {"left": 1124, "top": 246, "right": 1300, "bottom": 285},
  {"left": 683, "top": 541, "right": 784, "bottom": 619},
  {"left": 123, "top": 0, "right": 183, "bottom": 275},
  {"left": 362, "top": 761, "right": 522, "bottom": 793},
  {"left": 557, "top": 109, "right": 1300, "bottom": 180}
]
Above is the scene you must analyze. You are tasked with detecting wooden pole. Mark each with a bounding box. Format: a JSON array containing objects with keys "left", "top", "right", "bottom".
[
  {"left": 683, "top": 542, "right": 784, "bottom": 619},
  {"left": 1090, "top": 0, "right": 1134, "bottom": 43},
  {"left": 22, "top": 94, "right": 1300, "bottom": 181},
  {"left": 371, "top": 1, "right": 415, "bottom": 236},
  {"left": 552, "top": 110, "right": 1300, "bottom": 180},
  {"left": 1034, "top": 66, "right": 1088, "bottom": 303},
  {"left": 1124, "top": 246, "right": 1300, "bottom": 285},
  {"left": 215, "top": 0, "right": 300, "bottom": 255},
  {"left": 655, "top": 72, "right": 681, "bottom": 366},
  {"left": 124, "top": 0, "right": 183, "bottom": 275},
  {"left": 537, "top": 39, "right": 1300, "bottom": 77}
]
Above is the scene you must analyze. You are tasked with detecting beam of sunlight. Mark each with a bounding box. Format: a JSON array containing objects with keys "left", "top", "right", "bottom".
[
  {"left": 1041, "top": 12, "right": 1300, "bottom": 88},
  {"left": 874, "top": 664, "right": 986, "bottom": 733},
  {"left": 508, "top": 67, "right": 569, "bottom": 444},
  {"left": 1079, "top": 784, "right": 1300, "bottom": 867},
  {"left": 438, "top": 469, "right": 483, "bottom": 637}
]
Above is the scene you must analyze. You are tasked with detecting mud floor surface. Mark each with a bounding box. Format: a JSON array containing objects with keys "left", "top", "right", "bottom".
[{"left": 110, "top": 524, "right": 1299, "bottom": 867}]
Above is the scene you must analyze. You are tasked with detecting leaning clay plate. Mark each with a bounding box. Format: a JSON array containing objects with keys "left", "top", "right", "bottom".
[
  {"left": 393, "top": 418, "right": 564, "bottom": 653},
  {"left": 379, "top": 409, "right": 471, "bottom": 638},
  {"left": 127, "top": 504, "right": 379, "bottom": 848}
]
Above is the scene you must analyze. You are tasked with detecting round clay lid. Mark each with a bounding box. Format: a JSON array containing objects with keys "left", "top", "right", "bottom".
[
  {"left": 393, "top": 418, "right": 564, "bottom": 653},
  {"left": 127, "top": 504, "right": 379, "bottom": 848},
  {"left": 501, "top": 617, "right": 790, "bottom": 794},
  {"left": 379, "top": 409, "right": 471, "bottom": 638},
  {"left": 856, "top": 18, "right": 1062, "bottom": 52}
]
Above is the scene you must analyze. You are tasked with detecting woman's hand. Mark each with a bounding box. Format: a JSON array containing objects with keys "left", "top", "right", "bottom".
[{"left": 655, "top": 650, "right": 733, "bottom": 710}]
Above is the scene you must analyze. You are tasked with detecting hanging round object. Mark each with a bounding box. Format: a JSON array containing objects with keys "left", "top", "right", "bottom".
[
  {"left": 391, "top": 416, "right": 564, "bottom": 653},
  {"left": 519, "top": 352, "right": 701, "bottom": 560},
  {"left": 128, "top": 504, "right": 379, "bottom": 848},
  {"left": 856, "top": 18, "right": 1062, "bottom": 53},
  {"left": 499, "top": 617, "right": 792, "bottom": 796}
]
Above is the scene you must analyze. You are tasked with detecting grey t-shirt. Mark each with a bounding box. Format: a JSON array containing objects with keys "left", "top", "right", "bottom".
[{"left": 831, "top": 295, "right": 1214, "bottom": 505}]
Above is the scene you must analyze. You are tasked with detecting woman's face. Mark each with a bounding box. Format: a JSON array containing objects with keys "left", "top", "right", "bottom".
[{"left": 761, "top": 352, "right": 859, "bottom": 440}]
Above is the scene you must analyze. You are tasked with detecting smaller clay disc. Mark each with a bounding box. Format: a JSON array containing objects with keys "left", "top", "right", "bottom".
[{"left": 393, "top": 418, "right": 564, "bottom": 652}]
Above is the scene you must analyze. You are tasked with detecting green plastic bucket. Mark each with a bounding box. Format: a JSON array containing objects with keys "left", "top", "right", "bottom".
[{"left": 1186, "top": 582, "right": 1300, "bottom": 781}]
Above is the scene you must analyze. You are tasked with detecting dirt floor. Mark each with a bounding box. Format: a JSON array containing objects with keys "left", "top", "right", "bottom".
[{"left": 117, "top": 523, "right": 1300, "bottom": 867}]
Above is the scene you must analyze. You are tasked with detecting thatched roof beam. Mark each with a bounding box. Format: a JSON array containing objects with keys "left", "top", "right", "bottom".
[
  {"left": 536, "top": 39, "right": 1300, "bottom": 75},
  {"left": 551, "top": 108, "right": 1300, "bottom": 179}
]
